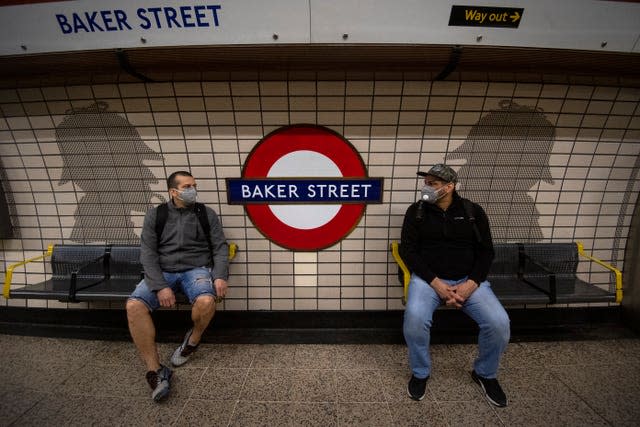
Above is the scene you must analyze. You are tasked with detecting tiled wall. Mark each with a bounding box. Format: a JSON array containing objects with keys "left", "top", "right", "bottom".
[{"left": 1, "top": 80, "right": 639, "bottom": 310}]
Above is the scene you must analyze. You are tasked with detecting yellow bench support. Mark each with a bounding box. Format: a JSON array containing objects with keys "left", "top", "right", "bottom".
[
  {"left": 390, "top": 242, "right": 410, "bottom": 305},
  {"left": 3, "top": 242, "right": 239, "bottom": 300},
  {"left": 3, "top": 244, "right": 54, "bottom": 299},
  {"left": 229, "top": 242, "right": 237, "bottom": 261},
  {"left": 576, "top": 241, "right": 623, "bottom": 303}
]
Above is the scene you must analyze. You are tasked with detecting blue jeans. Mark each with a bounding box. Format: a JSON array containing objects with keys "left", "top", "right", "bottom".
[
  {"left": 128, "top": 267, "right": 216, "bottom": 311},
  {"left": 403, "top": 274, "right": 510, "bottom": 379}
]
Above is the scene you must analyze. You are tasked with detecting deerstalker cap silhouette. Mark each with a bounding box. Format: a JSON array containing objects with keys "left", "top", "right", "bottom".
[{"left": 417, "top": 163, "right": 458, "bottom": 183}]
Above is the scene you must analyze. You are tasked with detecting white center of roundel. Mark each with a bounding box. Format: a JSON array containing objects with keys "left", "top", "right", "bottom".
[{"left": 268, "top": 150, "right": 341, "bottom": 230}]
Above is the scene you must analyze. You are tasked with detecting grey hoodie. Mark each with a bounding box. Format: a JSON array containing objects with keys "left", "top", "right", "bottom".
[{"left": 140, "top": 201, "right": 229, "bottom": 291}]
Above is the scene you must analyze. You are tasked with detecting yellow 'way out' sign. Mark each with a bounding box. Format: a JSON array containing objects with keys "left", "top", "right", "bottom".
[{"left": 449, "top": 5, "right": 524, "bottom": 28}]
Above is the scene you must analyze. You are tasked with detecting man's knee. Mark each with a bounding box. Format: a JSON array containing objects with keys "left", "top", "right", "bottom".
[
  {"left": 403, "top": 309, "right": 432, "bottom": 338},
  {"left": 487, "top": 311, "right": 511, "bottom": 343},
  {"left": 126, "top": 298, "right": 150, "bottom": 320},
  {"left": 193, "top": 294, "right": 215, "bottom": 311}
]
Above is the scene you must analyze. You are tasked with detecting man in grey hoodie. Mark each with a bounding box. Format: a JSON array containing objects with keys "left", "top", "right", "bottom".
[{"left": 126, "top": 171, "right": 229, "bottom": 402}]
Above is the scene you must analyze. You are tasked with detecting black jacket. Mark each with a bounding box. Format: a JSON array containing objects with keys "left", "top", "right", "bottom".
[{"left": 399, "top": 192, "right": 494, "bottom": 284}]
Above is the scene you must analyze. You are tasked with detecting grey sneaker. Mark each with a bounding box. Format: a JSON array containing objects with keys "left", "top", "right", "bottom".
[
  {"left": 471, "top": 370, "right": 507, "bottom": 407},
  {"left": 171, "top": 328, "right": 199, "bottom": 367},
  {"left": 146, "top": 365, "right": 172, "bottom": 402}
]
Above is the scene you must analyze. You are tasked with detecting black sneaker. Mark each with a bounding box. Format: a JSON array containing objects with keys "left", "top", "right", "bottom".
[
  {"left": 471, "top": 370, "right": 507, "bottom": 407},
  {"left": 171, "top": 328, "right": 199, "bottom": 367},
  {"left": 146, "top": 365, "right": 172, "bottom": 402},
  {"left": 407, "top": 375, "right": 429, "bottom": 401}
]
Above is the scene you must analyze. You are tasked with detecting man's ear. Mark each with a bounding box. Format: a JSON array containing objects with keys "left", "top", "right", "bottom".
[{"left": 444, "top": 182, "right": 453, "bottom": 193}]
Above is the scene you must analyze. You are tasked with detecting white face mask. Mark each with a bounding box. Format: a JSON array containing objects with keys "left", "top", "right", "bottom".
[
  {"left": 176, "top": 187, "right": 197, "bottom": 205},
  {"left": 420, "top": 185, "right": 447, "bottom": 204}
]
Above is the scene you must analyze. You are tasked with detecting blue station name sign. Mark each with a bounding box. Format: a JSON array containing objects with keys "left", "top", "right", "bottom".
[{"left": 227, "top": 178, "right": 384, "bottom": 204}]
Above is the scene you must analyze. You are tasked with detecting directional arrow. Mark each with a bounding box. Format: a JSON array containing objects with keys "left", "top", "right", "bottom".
[{"left": 449, "top": 6, "right": 524, "bottom": 29}]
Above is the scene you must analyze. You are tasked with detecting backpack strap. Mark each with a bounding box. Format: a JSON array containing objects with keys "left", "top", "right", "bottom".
[
  {"left": 155, "top": 203, "right": 169, "bottom": 239},
  {"left": 462, "top": 198, "right": 482, "bottom": 244},
  {"left": 194, "top": 202, "right": 215, "bottom": 268}
]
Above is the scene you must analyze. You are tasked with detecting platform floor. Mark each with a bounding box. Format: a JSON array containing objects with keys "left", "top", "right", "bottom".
[{"left": 2, "top": 333, "right": 640, "bottom": 426}]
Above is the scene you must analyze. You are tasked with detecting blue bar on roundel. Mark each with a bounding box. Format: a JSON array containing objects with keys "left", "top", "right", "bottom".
[{"left": 226, "top": 178, "right": 384, "bottom": 204}]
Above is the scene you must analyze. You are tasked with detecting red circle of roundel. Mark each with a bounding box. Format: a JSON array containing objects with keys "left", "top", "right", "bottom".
[{"left": 242, "top": 125, "right": 367, "bottom": 251}]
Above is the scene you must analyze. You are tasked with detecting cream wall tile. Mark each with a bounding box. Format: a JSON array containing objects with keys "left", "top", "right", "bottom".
[
  {"left": 372, "top": 111, "right": 398, "bottom": 125},
  {"left": 340, "top": 299, "right": 363, "bottom": 310},
  {"left": 296, "top": 288, "right": 317, "bottom": 298},
  {"left": 318, "top": 111, "right": 343, "bottom": 125},
  {"left": 272, "top": 300, "right": 294, "bottom": 310},
  {"left": 234, "top": 112, "right": 261, "bottom": 125},
  {"left": 346, "top": 81, "right": 373, "bottom": 95},
  {"left": 346, "top": 96, "right": 372, "bottom": 110},
  {"left": 567, "top": 86, "right": 594, "bottom": 99},
  {"left": 231, "top": 82, "right": 259, "bottom": 96},
  {"left": 144, "top": 83, "right": 173, "bottom": 97},
  {"left": 317, "top": 299, "right": 341, "bottom": 310},
  {"left": 209, "top": 112, "right": 235, "bottom": 126},
  {"left": 295, "top": 263, "right": 318, "bottom": 275},
  {"left": 119, "top": 83, "right": 147, "bottom": 98},
  {"left": 426, "top": 112, "right": 453, "bottom": 125},
  {"left": 318, "top": 81, "right": 345, "bottom": 95},
  {"left": 290, "top": 97, "right": 316, "bottom": 110},
  {"left": 248, "top": 300, "right": 271, "bottom": 310},
  {"left": 261, "top": 97, "right": 288, "bottom": 111},
  {"left": 180, "top": 112, "right": 207, "bottom": 125},
  {"left": 0, "top": 89, "right": 20, "bottom": 102},
  {"left": 260, "top": 81, "right": 287, "bottom": 96},
  {"left": 541, "top": 84, "right": 569, "bottom": 98},
  {"left": 41, "top": 87, "right": 68, "bottom": 100},
  {"left": 431, "top": 81, "right": 459, "bottom": 95},
  {"left": 290, "top": 112, "right": 316, "bottom": 123},
  {"left": 289, "top": 81, "right": 315, "bottom": 95},
  {"left": 401, "top": 96, "right": 428, "bottom": 110},
  {"left": 592, "top": 86, "right": 619, "bottom": 100},
  {"left": 202, "top": 82, "right": 230, "bottom": 96},
  {"left": 404, "top": 81, "right": 430, "bottom": 95},
  {"left": 174, "top": 82, "right": 202, "bottom": 96},
  {"left": 294, "top": 299, "right": 317, "bottom": 309},
  {"left": 612, "top": 101, "right": 638, "bottom": 117}
]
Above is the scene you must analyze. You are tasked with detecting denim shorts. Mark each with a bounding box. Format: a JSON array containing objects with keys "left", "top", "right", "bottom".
[{"left": 129, "top": 267, "right": 216, "bottom": 311}]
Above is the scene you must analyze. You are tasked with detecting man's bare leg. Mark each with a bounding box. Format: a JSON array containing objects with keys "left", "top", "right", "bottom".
[
  {"left": 188, "top": 295, "right": 216, "bottom": 344},
  {"left": 126, "top": 299, "right": 161, "bottom": 371}
]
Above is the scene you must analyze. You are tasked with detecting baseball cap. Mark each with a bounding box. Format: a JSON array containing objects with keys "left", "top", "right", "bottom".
[{"left": 417, "top": 163, "right": 458, "bottom": 183}]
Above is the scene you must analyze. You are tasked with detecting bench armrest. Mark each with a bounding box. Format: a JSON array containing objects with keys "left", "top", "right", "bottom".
[
  {"left": 3, "top": 245, "right": 54, "bottom": 299},
  {"left": 577, "top": 241, "right": 623, "bottom": 303},
  {"left": 390, "top": 242, "right": 410, "bottom": 305}
]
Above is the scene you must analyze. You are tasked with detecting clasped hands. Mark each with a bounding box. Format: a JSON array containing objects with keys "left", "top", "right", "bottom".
[{"left": 431, "top": 278, "right": 478, "bottom": 309}]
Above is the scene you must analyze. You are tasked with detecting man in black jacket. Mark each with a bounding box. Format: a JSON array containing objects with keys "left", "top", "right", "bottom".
[
  {"left": 400, "top": 164, "right": 510, "bottom": 407},
  {"left": 126, "top": 171, "right": 229, "bottom": 402}
]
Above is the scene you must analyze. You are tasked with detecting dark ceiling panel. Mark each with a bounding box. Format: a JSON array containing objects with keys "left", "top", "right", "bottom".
[{"left": 0, "top": 45, "right": 638, "bottom": 86}]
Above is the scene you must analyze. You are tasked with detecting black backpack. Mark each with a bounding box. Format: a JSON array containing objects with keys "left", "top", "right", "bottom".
[{"left": 154, "top": 202, "right": 214, "bottom": 264}]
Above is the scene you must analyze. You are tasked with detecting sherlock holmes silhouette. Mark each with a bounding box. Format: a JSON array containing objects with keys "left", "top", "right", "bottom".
[
  {"left": 448, "top": 100, "right": 555, "bottom": 242},
  {"left": 56, "top": 102, "right": 164, "bottom": 244}
]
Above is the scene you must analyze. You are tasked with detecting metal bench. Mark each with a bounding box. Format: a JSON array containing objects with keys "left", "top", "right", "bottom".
[
  {"left": 3, "top": 243, "right": 238, "bottom": 303},
  {"left": 391, "top": 241, "right": 621, "bottom": 305}
]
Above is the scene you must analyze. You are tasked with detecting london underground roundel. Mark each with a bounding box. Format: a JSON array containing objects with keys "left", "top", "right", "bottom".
[{"left": 227, "top": 125, "right": 383, "bottom": 251}]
